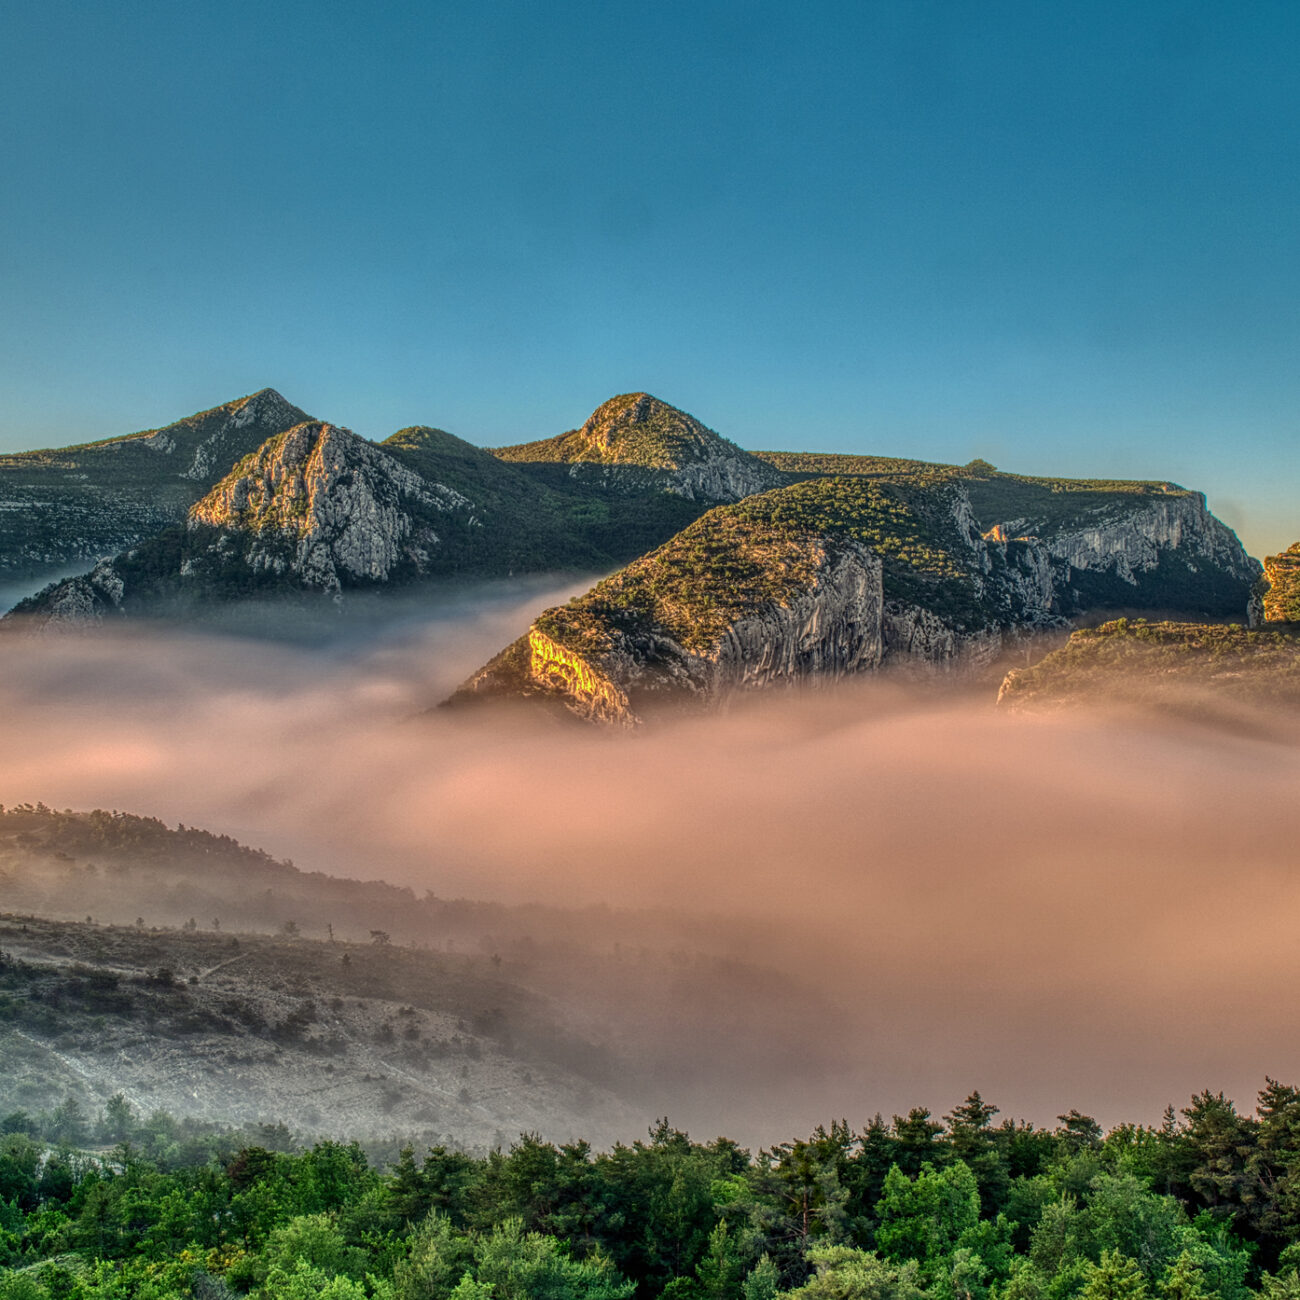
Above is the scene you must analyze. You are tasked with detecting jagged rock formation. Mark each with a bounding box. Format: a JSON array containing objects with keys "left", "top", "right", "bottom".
[
  {"left": 1263, "top": 543, "right": 1300, "bottom": 622},
  {"left": 493, "top": 393, "right": 785, "bottom": 502},
  {"left": 0, "top": 389, "right": 310, "bottom": 578},
  {"left": 185, "top": 422, "right": 473, "bottom": 594},
  {"left": 997, "top": 619, "right": 1300, "bottom": 713}
]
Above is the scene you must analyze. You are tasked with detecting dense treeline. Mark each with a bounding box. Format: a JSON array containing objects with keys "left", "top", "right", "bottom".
[{"left": 4, "top": 1082, "right": 1300, "bottom": 1299}]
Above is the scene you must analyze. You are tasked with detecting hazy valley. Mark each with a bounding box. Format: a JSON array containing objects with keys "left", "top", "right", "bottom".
[{"left": 1, "top": 388, "right": 1297, "bottom": 1300}]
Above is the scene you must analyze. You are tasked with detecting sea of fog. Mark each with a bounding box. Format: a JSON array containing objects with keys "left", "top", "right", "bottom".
[{"left": 2, "top": 577, "right": 1298, "bottom": 1140}]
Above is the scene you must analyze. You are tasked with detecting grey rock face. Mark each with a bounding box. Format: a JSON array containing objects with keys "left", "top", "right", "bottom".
[
  {"left": 15, "top": 558, "right": 127, "bottom": 630},
  {"left": 1033, "top": 492, "right": 1255, "bottom": 590},
  {"left": 566, "top": 448, "right": 783, "bottom": 503},
  {"left": 882, "top": 602, "right": 1004, "bottom": 674},
  {"left": 182, "top": 388, "right": 309, "bottom": 481},
  {"left": 190, "top": 422, "right": 474, "bottom": 594}
]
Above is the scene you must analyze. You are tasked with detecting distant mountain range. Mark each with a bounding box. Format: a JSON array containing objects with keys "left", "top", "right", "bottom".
[{"left": 0, "top": 387, "right": 1274, "bottom": 718}]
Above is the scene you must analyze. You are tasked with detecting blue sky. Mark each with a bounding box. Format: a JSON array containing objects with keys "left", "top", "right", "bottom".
[{"left": 1, "top": 0, "right": 1296, "bottom": 555}]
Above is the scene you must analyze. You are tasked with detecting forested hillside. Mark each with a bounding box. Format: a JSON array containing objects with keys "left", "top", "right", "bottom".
[{"left": 2, "top": 1083, "right": 1300, "bottom": 1299}]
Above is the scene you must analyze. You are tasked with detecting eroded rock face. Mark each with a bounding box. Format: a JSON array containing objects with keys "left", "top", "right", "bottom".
[
  {"left": 188, "top": 422, "right": 474, "bottom": 594},
  {"left": 882, "top": 602, "right": 1003, "bottom": 674},
  {"left": 1263, "top": 544, "right": 1300, "bottom": 622},
  {"left": 454, "top": 542, "right": 884, "bottom": 724},
  {"left": 981, "top": 492, "right": 1259, "bottom": 617},
  {"left": 180, "top": 388, "right": 309, "bottom": 482},
  {"left": 12, "top": 558, "right": 128, "bottom": 630},
  {"left": 450, "top": 477, "right": 1260, "bottom": 722}
]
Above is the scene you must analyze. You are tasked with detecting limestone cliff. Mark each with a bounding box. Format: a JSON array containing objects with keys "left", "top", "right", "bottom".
[
  {"left": 987, "top": 491, "right": 1260, "bottom": 617},
  {"left": 452, "top": 540, "right": 883, "bottom": 725},
  {"left": 450, "top": 468, "right": 1262, "bottom": 723},
  {"left": 493, "top": 393, "right": 785, "bottom": 502},
  {"left": 449, "top": 475, "right": 984, "bottom": 723},
  {"left": 4, "top": 422, "right": 479, "bottom": 624},
  {"left": 1263, "top": 543, "right": 1300, "bottom": 622},
  {"left": 186, "top": 422, "right": 473, "bottom": 594}
]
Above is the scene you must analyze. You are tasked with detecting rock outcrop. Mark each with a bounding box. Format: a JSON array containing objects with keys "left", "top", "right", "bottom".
[
  {"left": 4, "top": 423, "right": 479, "bottom": 624},
  {"left": 1004, "top": 492, "right": 1260, "bottom": 617},
  {"left": 186, "top": 422, "right": 473, "bottom": 594},
  {"left": 1263, "top": 543, "right": 1300, "bottom": 623},
  {"left": 451, "top": 470, "right": 1262, "bottom": 724},
  {"left": 8, "top": 557, "right": 129, "bottom": 631},
  {"left": 452, "top": 540, "right": 883, "bottom": 725},
  {"left": 494, "top": 393, "right": 785, "bottom": 502}
]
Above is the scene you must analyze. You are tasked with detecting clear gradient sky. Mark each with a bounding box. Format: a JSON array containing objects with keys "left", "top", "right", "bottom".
[{"left": 2, "top": 0, "right": 1296, "bottom": 556}]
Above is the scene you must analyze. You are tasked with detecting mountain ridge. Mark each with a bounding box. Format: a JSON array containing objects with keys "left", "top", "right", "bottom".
[
  {"left": 450, "top": 473, "right": 1261, "bottom": 724},
  {"left": 0, "top": 390, "right": 1265, "bottom": 687},
  {"left": 0, "top": 388, "right": 311, "bottom": 581}
]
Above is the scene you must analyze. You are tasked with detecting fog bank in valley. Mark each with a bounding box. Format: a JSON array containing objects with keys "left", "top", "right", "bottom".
[{"left": 1, "top": 580, "right": 1297, "bottom": 1142}]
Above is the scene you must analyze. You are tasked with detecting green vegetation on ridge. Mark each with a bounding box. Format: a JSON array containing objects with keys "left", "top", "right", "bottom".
[
  {"left": 999, "top": 620, "right": 1300, "bottom": 710},
  {"left": 535, "top": 477, "right": 984, "bottom": 657},
  {"left": 754, "top": 453, "right": 1193, "bottom": 535},
  {"left": 383, "top": 427, "right": 705, "bottom": 574},
  {"left": 492, "top": 393, "right": 746, "bottom": 470}
]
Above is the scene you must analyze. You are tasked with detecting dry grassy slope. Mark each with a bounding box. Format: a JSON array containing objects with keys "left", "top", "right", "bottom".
[
  {"left": 0, "top": 810, "right": 856, "bottom": 1145},
  {"left": 0, "top": 914, "right": 640, "bottom": 1150}
]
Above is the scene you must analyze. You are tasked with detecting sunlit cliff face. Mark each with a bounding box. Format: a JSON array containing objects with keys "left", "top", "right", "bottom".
[{"left": 1, "top": 580, "right": 1298, "bottom": 1140}]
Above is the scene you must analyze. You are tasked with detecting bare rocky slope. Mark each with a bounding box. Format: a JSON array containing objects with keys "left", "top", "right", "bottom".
[{"left": 0, "top": 805, "right": 852, "bottom": 1145}]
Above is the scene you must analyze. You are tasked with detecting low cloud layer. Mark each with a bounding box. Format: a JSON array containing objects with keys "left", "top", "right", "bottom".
[{"left": 2, "top": 583, "right": 1298, "bottom": 1141}]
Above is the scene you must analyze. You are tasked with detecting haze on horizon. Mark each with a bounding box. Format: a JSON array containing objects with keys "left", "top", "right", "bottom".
[
  {"left": 1, "top": 1, "right": 1296, "bottom": 558},
  {"left": 1, "top": 587, "right": 1298, "bottom": 1142}
]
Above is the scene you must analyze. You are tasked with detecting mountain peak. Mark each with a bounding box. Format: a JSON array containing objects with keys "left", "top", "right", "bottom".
[
  {"left": 574, "top": 392, "right": 730, "bottom": 466},
  {"left": 492, "top": 394, "right": 785, "bottom": 502}
]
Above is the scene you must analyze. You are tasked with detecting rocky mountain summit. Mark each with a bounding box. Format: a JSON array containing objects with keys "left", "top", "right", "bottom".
[
  {"left": 1263, "top": 542, "right": 1300, "bottom": 623},
  {"left": 0, "top": 388, "right": 309, "bottom": 579},
  {"left": 187, "top": 421, "right": 474, "bottom": 593},
  {"left": 6, "top": 422, "right": 480, "bottom": 625},
  {"left": 494, "top": 392, "right": 785, "bottom": 501}
]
